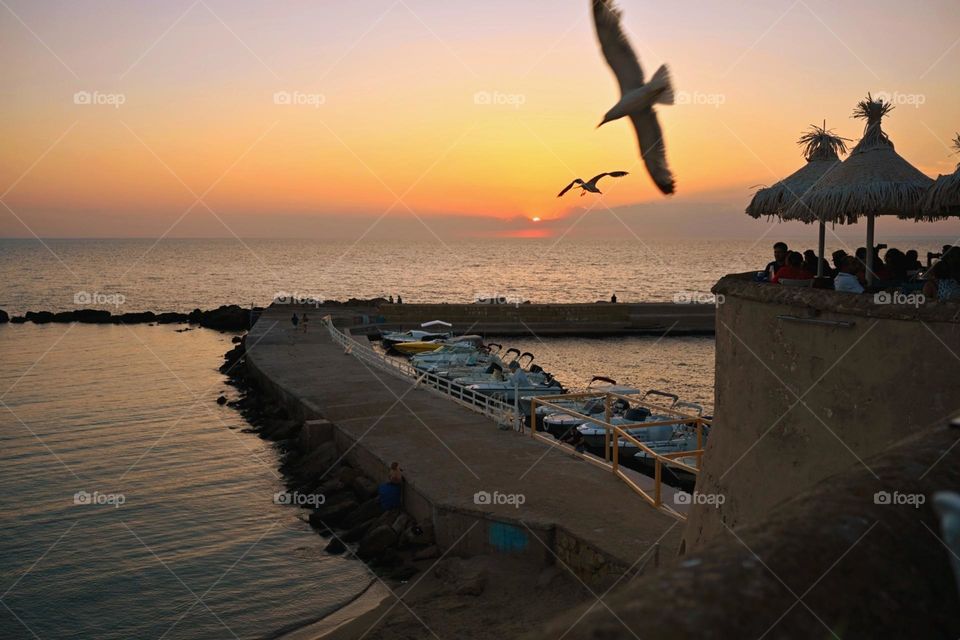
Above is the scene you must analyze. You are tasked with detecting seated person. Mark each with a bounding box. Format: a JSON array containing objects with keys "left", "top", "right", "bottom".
[
  {"left": 831, "top": 249, "right": 848, "bottom": 275},
  {"left": 764, "top": 242, "right": 789, "bottom": 280},
  {"left": 923, "top": 258, "right": 960, "bottom": 302},
  {"left": 377, "top": 462, "right": 404, "bottom": 511},
  {"left": 834, "top": 256, "right": 865, "bottom": 293},
  {"left": 771, "top": 251, "right": 813, "bottom": 283},
  {"left": 904, "top": 249, "right": 923, "bottom": 273}
]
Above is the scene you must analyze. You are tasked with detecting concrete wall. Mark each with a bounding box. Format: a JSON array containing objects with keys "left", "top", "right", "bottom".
[
  {"left": 684, "top": 274, "right": 960, "bottom": 550},
  {"left": 246, "top": 353, "right": 628, "bottom": 582}
]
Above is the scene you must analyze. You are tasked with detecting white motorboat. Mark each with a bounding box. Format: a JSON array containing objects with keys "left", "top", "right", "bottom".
[{"left": 466, "top": 369, "right": 565, "bottom": 403}]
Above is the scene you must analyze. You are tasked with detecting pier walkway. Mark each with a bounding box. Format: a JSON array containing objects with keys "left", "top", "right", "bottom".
[{"left": 247, "top": 306, "right": 683, "bottom": 579}]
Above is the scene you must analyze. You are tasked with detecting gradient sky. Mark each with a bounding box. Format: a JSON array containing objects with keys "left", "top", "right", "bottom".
[{"left": 1, "top": 0, "right": 959, "bottom": 239}]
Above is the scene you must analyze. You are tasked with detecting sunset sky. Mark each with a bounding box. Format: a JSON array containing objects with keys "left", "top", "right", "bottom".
[{"left": 1, "top": 0, "right": 959, "bottom": 239}]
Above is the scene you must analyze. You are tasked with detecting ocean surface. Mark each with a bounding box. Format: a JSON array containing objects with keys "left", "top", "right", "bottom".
[
  {"left": 2, "top": 236, "right": 950, "bottom": 313},
  {"left": 0, "top": 236, "right": 952, "bottom": 638},
  {"left": 0, "top": 324, "right": 370, "bottom": 640}
]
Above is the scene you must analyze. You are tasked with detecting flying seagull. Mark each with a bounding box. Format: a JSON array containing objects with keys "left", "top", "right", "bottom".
[
  {"left": 557, "top": 171, "right": 629, "bottom": 197},
  {"left": 592, "top": 0, "right": 675, "bottom": 195}
]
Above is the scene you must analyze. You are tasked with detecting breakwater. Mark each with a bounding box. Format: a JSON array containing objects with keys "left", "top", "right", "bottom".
[{"left": 377, "top": 301, "right": 716, "bottom": 336}]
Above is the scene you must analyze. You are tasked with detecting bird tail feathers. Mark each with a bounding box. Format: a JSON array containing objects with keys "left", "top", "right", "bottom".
[{"left": 650, "top": 64, "right": 674, "bottom": 106}]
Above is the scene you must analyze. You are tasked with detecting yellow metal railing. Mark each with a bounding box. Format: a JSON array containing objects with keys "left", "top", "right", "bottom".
[{"left": 530, "top": 391, "right": 709, "bottom": 520}]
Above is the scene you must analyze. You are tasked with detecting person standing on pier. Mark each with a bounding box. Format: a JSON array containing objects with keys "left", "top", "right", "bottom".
[
  {"left": 290, "top": 312, "right": 299, "bottom": 332},
  {"left": 610, "top": 293, "right": 617, "bottom": 303},
  {"left": 301, "top": 312, "right": 309, "bottom": 333}
]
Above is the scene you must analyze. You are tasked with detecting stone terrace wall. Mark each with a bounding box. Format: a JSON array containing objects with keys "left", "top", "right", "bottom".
[{"left": 684, "top": 273, "right": 960, "bottom": 550}]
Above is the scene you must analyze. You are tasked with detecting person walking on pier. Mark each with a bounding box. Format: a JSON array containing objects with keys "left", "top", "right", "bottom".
[
  {"left": 301, "top": 312, "right": 309, "bottom": 333},
  {"left": 290, "top": 312, "right": 299, "bottom": 332}
]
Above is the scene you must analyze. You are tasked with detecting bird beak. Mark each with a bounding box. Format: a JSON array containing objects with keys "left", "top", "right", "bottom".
[{"left": 596, "top": 121, "right": 604, "bottom": 129}]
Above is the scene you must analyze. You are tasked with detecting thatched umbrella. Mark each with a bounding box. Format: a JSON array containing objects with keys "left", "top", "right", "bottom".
[
  {"left": 745, "top": 123, "right": 849, "bottom": 276},
  {"left": 918, "top": 133, "right": 960, "bottom": 220},
  {"left": 783, "top": 95, "right": 933, "bottom": 285}
]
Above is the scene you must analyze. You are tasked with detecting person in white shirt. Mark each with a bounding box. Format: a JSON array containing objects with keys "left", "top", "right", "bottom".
[{"left": 834, "top": 256, "right": 865, "bottom": 293}]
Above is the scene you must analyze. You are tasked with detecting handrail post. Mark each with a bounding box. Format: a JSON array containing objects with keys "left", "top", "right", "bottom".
[
  {"left": 654, "top": 459, "right": 662, "bottom": 506},
  {"left": 604, "top": 393, "right": 612, "bottom": 463},
  {"left": 696, "top": 418, "right": 703, "bottom": 470},
  {"left": 612, "top": 429, "right": 619, "bottom": 472},
  {"left": 531, "top": 398, "right": 538, "bottom": 437}
]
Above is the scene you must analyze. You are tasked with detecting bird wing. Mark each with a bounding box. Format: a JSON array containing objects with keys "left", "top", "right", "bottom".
[
  {"left": 589, "top": 171, "right": 630, "bottom": 185},
  {"left": 629, "top": 110, "right": 675, "bottom": 194},
  {"left": 557, "top": 179, "right": 583, "bottom": 198},
  {"left": 592, "top": 0, "right": 645, "bottom": 94}
]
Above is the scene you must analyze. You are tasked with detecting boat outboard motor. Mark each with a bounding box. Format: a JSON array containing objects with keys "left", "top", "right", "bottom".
[
  {"left": 583, "top": 397, "right": 605, "bottom": 414},
  {"left": 624, "top": 407, "right": 651, "bottom": 422},
  {"left": 529, "top": 364, "right": 544, "bottom": 374}
]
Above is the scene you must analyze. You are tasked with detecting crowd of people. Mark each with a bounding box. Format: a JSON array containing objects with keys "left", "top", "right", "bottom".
[{"left": 761, "top": 241, "right": 960, "bottom": 301}]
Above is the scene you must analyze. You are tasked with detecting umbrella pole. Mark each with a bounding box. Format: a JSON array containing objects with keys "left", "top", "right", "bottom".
[
  {"left": 817, "top": 220, "right": 826, "bottom": 278},
  {"left": 865, "top": 213, "right": 875, "bottom": 287}
]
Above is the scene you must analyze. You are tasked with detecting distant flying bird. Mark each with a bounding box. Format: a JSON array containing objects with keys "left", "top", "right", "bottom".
[
  {"left": 557, "top": 171, "right": 629, "bottom": 197},
  {"left": 592, "top": 0, "right": 675, "bottom": 195}
]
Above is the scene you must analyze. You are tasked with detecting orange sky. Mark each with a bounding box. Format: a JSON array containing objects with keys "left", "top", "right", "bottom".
[{"left": 1, "top": 0, "right": 959, "bottom": 239}]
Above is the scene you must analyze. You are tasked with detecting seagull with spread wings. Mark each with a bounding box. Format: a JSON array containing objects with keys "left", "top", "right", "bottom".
[
  {"left": 592, "top": 0, "right": 676, "bottom": 195},
  {"left": 557, "top": 171, "right": 629, "bottom": 197}
]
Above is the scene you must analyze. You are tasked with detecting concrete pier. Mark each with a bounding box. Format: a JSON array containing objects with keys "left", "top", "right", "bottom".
[{"left": 246, "top": 306, "right": 683, "bottom": 583}]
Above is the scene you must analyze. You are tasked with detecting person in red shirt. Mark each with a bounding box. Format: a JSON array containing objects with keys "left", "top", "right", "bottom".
[{"left": 771, "top": 251, "right": 814, "bottom": 284}]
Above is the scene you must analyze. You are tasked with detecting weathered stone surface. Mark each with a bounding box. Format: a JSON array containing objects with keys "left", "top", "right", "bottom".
[
  {"left": 538, "top": 424, "right": 960, "bottom": 640},
  {"left": 413, "top": 545, "right": 440, "bottom": 561},
  {"left": 324, "top": 538, "right": 346, "bottom": 554},
  {"left": 341, "top": 497, "right": 383, "bottom": 529},
  {"left": 435, "top": 558, "right": 487, "bottom": 596}
]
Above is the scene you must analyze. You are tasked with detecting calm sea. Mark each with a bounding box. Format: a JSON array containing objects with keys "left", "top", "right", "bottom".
[{"left": 0, "top": 236, "right": 951, "bottom": 638}]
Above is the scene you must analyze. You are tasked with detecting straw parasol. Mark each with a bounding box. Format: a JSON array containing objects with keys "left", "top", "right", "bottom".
[
  {"left": 918, "top": 133, "right": 960, "bottom": 220},
  {"left": 745, "top": 123, "right": 849, "bottom": 276},
  {"left": 783, "top": 94, "right": 933, "bottom": 285}
]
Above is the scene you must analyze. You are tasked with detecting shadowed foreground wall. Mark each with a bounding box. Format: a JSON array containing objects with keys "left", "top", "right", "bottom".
[
  {"left": 533, "top": 423, "right": 960, "bottom": 639},
  {"left": 684, "top": 274, "right": 960, "bottom": 549}
]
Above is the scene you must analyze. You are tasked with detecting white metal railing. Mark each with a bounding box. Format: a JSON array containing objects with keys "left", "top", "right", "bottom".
[{"left": 323, "top": 317, "right": 520, "bottom": 428}]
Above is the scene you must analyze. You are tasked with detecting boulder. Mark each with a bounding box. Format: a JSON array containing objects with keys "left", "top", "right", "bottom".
[
  {"left": 357, "top": 525, "right": 398, "bottom": 559},
  {"left": 324, "top": 538, "right": 347, "bottom": 554},
  {"left": 117, "top": 311, "right": 157, "bottom": 324},
  {"left": 400, "top": 521, "right": 435, "bottom": 548},
  {"left": 308, "top": 495, "right": 358, "bottom": 529},
  {"left": 337, "top": 467, "right": 359, "bottom": 485},
  {"left": 216, "top": 395, "right": 228, "bottom": 405},
  {"left": 391, "top": 513, "right": 411, "bottom": 535},
  {"left": 74, "top": 309, "right": 112, "bottom": 323},
  {"left": 25, "top": 311, "right": 54, "bottom": 324},
  {"left": 53, "top": 311, "right": 75, "bottom": 322},
  {"left": 0, "top": 309, "right": 8, "bottom": 323},
  {"left": 10, "top": 316, "right": 27, "bottom": 324},
  {"left": 198, "top": 305, "right": 249, "bottom": 331},
  {"left": 351, "top": 476, "right": 378, "bottom": 501},
  {"left": 293, "top": 442, "right": 339, "bottom": 476},
  {"left": 389, "top": 565, "right": 419, "bottom": 581},
  {"left": 342, "top": 518, "right": 377, "bottom": 543},
  {"left": 156, "top": 312, "right": 187, "bottom": 324},
  {"left": 341, "top": 497, "right": 384, "bottom": 529}
]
